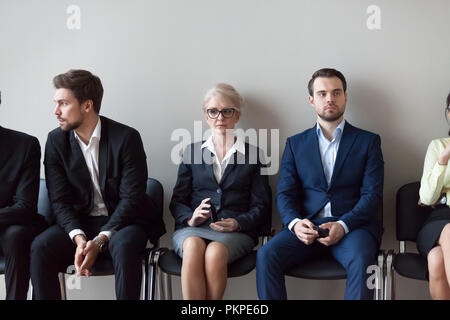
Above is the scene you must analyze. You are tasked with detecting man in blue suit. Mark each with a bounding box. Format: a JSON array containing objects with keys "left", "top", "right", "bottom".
[{"left": 256, "top": 68, "right": 384, "bottom": 300}]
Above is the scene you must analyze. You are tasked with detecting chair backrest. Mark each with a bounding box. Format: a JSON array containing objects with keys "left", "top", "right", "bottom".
[
  {"left": 146, "top": 177, "right": 163, "bottom": 215},
  {"left": 396, "top": 181, "right": 431, "bottom": 242},
  {"left": 38, "top": 178, "right": 53, "bottom": 224},
  {"left": 146, "top": 177, "right": 164, "bottom": 246}
]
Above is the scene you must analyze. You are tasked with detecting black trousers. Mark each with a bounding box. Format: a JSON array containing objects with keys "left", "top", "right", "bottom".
[
  {"left": 0, "top": 224, "right": 44, "bottom": 300},
  {"left": 30, "top": 217, "right": 148, "bottom": 300}
]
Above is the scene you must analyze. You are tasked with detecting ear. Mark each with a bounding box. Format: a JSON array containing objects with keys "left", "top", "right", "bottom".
[
  {"left": 82, "top": 100, "right": 94, "bottom": 113},
  {"left": 235, "top": 111, "right": 241, "bottom": 122},
  {"left": 308, "top": 95, "right": 314, "bottom": 107}
]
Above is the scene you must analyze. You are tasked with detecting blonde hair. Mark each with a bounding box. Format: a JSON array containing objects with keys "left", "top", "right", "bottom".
[{"left": 202, "top": 83, "right": 244, "bottom": 112}]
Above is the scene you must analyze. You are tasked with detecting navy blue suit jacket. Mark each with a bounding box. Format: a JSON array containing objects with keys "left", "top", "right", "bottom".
[
  {"left": 277, "top": 122, "right": 384, "bottom": 243},
  {"left": 170, "top": 141, "right": 272, "bottom": 243}
]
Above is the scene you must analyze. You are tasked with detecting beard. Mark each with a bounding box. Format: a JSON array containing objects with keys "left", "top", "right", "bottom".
[
  {"left": 318, "top": 109, "right": 344, "bottom": 122},
  {"left": 59, "top": 119, "right": 82, "bottom": 131}
]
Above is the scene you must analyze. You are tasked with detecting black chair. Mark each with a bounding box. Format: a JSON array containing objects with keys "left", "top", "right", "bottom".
[
  {"left": 40, "top": 178, "right": 164, "bottom": 300},
  {"left": 153, "top": 207, "right": 273, "bottom": 300},
  {"left": 284, "top": 204, "right": 385, "bottom": 300},
  {"left": 384, "top": 182, "right": 429, "bottom": 299}
]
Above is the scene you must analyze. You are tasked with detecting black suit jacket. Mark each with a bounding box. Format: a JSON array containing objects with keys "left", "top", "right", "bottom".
[
  {"left": 169, "top": 141, "right": 272, "bottom": 243},
  {"left": 0, "top": 126, "right": 43, "bottom": 228},
  {"left": 44, "top": 116, "right": 165, "bottom": 243}
]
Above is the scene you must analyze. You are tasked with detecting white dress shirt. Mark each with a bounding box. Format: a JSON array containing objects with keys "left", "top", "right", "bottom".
[
  {"left": 288, "top": 120, "right": 349, "bottom": 234},
  {"left": 69, "top": 117, "right": 112, "bottom": 241},
  {"left": 201, "top": 134, "right": 245, "bottom": 183}
]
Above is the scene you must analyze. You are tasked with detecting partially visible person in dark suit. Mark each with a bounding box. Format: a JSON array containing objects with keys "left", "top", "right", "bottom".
[
  {"left": 417, "top": 91, "right": 450, "bottom": 300},
  {"left": 30, "top": 70, "right": 165, "bottom": 300},
  {"left": 170, "top": 83, "right": 272, "bottom": 300},
  {"left": 0, "top": 90, "right": 47, "bottom": 299}
]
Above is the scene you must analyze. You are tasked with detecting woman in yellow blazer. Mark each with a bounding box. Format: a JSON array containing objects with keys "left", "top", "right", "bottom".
[{"left": 417, "top": 92, "right": 450, "bottom": 299}]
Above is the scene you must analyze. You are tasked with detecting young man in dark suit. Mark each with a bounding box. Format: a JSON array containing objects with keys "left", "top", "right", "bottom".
[
  {"left": 256, "top": 68, "right": 384, "bottom": 300},
  {"left": 0, "top": 91, "right": 46, "bottom": 299},
  {"left": 30, "top": 70, "right": 165, "bottom": 299}
]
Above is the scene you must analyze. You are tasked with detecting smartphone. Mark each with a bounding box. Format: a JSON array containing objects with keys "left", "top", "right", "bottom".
[
  {"left": 312, "top": 225, "right": 329, "bottom": 238},
  {"left": 209, "top": 202, "right": 218, "bottom": 223}
]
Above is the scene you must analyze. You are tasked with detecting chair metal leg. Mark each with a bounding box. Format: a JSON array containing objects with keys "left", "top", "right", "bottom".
[
  {"left": 28, "top": 280, "right": 33, "bottom": 300},
  {"left": 162, "top": 272, "right": 172, "bottom": 300},
  {"left": 375, "top": 250, "right": 384, "bottom": 300},
  {"left": 147, "top": 249, "right": 160, "bottom": 300},
  {"left": 141, "top": 258, "right": 147, "bottom": 300},
  {"left": 384, "top": 250, "right": 394, "bottom": 300},
  {"left": 58, "top": 272, "right": 67, "bottom": 300}
]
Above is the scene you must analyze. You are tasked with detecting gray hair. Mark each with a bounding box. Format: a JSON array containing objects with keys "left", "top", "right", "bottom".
[{"left": 202, "top": 83, "right": 244, "bottom": 112}]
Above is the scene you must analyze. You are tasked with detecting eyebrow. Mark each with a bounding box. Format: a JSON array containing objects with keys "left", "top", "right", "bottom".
[
  {"left": 315, "top": 89, "right": 343, "bottom": 94},
  {"left": 54, "top": 98, "right": 68, "bottom": 102}
]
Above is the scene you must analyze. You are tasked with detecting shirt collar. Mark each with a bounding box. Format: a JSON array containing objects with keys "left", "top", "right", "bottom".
[
  {"left": 316, "top": 119, "right": 346, "bottom": 141},
  {"left": 201, "top": 134, "right": 246, "bottom": 157},
  {"left": 73, "top": 116, "right": 101, "bottom": 148}
]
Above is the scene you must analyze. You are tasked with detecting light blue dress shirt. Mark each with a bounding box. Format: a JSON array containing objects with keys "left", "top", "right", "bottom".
[{"left": 288, "top": 119, "right": 349, "bottom": 234}]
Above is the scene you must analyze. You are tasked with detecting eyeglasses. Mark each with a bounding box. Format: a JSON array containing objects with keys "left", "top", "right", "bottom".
[{"left": 206, "top": 108, "right": 237, "bottom": 119}]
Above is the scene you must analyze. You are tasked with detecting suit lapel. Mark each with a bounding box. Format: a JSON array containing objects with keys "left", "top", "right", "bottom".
[
  {"left": 220, "top": 151, "right": 242, "bottom": 185},
  {"left": 307, "top": 125, "right": 328, "bottom": 188},
  {"left": 329, "top": 122, "right": 358, "bottom": 188},
  {"left": 202, "top": 147, "right": 218, "bottom": 186},
  {"left": 69, "top": 131, "right": 91, "bottom": 186},
  {"left": 98, "top": 116, "right": 108, "bottom": 189}
]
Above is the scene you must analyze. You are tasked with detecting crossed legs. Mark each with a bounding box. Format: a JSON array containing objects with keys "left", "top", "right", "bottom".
[
  {"left": 428, "top": 223, "right": 450, "bottom": 299},
  {"left": 181, "top": 236, "right": 229, "bottom": 300}
]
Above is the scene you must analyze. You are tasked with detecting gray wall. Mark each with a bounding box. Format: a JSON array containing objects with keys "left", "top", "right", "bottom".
[{"left": 1, "top": 0, "right": 449, "bottom": 299}]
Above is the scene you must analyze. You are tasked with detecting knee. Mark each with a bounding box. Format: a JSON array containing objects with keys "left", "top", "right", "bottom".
[
  {"left": 109, "top": 238, "right": 140, "bottom": 260},
  {"left": 440, "top": 223, "right": 450, "bottom": 243},
  {"left": 30, "top": 232, "right": 47, "bottom": 257},
  {"left": 182, "top": 236, "right": 206, "bottom": 255},
  {"left": 256, "top": 243, "right": 277, "bottom": 266},
  {"left": 428, "top": 247, "right": 446, "bottom": 280},
  {"left": 2, "top": 226, "right": 32, "bottom": 253},
  {"left": 205, "top": 242, "right": 228, "bottom": 265},
  {"left": 347, "top": 251, "right": 375, "bottom": 272}
]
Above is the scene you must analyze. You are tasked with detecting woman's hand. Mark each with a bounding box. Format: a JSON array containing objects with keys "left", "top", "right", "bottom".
[
  {"left": 187, "top": 198, "right": 211, "bottom": 227},
  {"left": 210, "top": 218, "right": 239, "bottom": 232}
]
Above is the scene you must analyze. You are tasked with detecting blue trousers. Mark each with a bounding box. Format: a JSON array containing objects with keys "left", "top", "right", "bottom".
[{"left": 256, "top": 227, "right": 378, "bottom": 300}]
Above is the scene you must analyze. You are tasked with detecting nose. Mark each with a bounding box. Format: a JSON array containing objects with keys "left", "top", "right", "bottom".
[
  {"left": 54, "top": 104, "right": 60, "bottom": 116},
  {"left": 217, "top": 111, "right": 225, "bottom": 120}
]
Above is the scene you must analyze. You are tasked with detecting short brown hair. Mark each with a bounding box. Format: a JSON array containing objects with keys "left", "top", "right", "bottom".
[
  {"left": 447, "top": 92, "right": 450, "bottom": 108},
  {"left": 308, "top": 68, "right": 347, "bottom": 96},
  {"left": 53, "top": 69, "right": 104, "bottom": 113}
]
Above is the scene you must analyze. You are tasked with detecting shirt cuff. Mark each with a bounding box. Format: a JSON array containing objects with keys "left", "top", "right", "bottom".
[
  {"left": 99, "top": 231, "right": 113, "bottom": 240},
  {"left": 337, "top": 220, "right": 349, "bottom": 234},
  {"left": 288, "top": 218, "right": 302, "bottom": 232},
  {"left": 69, "top": 229, "right": 86, "bottom": 242}
]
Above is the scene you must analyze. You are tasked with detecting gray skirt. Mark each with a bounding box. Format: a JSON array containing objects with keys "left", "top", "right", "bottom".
[{"left": 172, "top": 224, "right": 255, "bottom": 263}]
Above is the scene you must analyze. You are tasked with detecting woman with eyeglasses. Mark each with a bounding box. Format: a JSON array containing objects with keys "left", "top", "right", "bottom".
[
  {"left": 417, "top": 92, "right": 450, "bottom": 299},
  {"left": 169, "top": 83, "right": 272, "bottom": 299}
]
